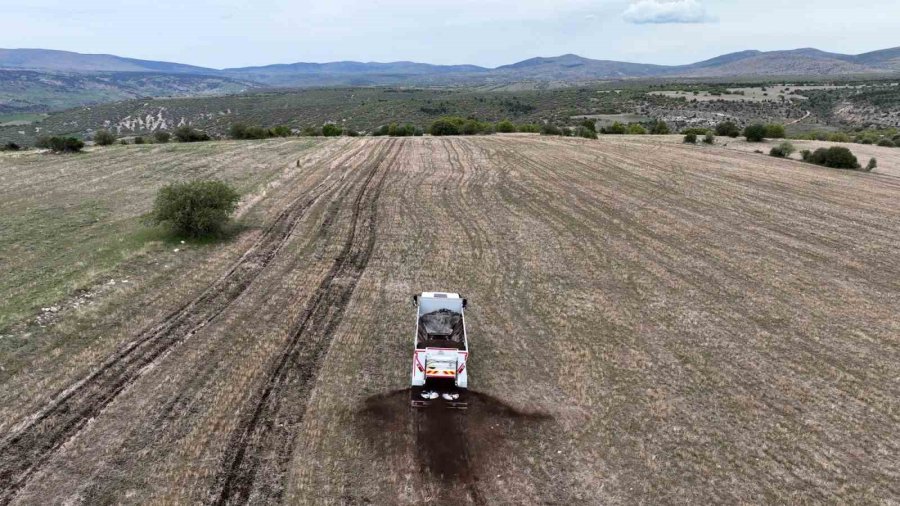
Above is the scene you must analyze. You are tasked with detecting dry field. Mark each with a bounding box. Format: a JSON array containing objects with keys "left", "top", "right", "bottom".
[{"left": 1, "top": 135, "right": 899, "bottom": 504}]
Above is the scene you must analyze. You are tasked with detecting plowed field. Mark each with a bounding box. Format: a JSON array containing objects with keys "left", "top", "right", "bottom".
[{"left": 1, "top": 136, "right": 899, "bottom": 504}]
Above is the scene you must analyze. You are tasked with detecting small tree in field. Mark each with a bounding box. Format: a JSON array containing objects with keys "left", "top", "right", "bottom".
[
  {"left": 649, "top": 120, "right": 670, "bottom": 135},
  {"left": 744, "top": 123, "right": 767, "bottom": 142},
  {"left": 174, "top": 126, "right": 210, "bottom": 142},
  {"left": 683, "top": 133, "right": 697, "bottom": 144},
  {"left": 93, "top": 129, "right": 116, "bottom": 146},
  {"left": 154, "top": 131, "right": 171, "bottom": 143},
  {"left": 322, "top": 124, "right": 343, "bottom": 137},
  {"left": 151, "top": 180, "right": 240, "bottom": 238},
  {"left": 496, "top": 120, "right": 516, "bottom": 133},
  {"left": 715, "top": 121, "right": 740, "bottom": 137},
  {"left": 765, "top": 123, "right": 786, "bottom": 139}
]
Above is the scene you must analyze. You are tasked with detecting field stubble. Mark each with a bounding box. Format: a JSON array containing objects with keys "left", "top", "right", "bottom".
[{"left": 0, "top": 135, "right": 899, "bottom": 504}]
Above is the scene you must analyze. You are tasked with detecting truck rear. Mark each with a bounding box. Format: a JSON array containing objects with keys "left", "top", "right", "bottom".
[{"left": 410, "top": 292, "right": 469, "bottom": 409}]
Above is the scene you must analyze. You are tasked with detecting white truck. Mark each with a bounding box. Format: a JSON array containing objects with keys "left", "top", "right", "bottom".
[{"left": 410, "top": 292, "right": 469, "bottom": 409}]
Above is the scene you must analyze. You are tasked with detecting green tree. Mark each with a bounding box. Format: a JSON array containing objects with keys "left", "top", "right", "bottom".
[
  {"left": 540, "top": 124, "right": 563, "bottom": 136},
  {"left": 703, "top": 133, "right": 715, "bottom": 144},
  {"left": 627, "top": 124, "right": 647, "bottom": 135},
  {"left": 579, "top": 119, "right": 597, "bottom": 133},
  {"left": 765, "top": 124, "right": 786, "bottom": 139},
  {"left": 93, "top": 129, "right": 116, "bottom": 146},
  {"left": 769, "top": 141, "right": 795, "bottom": 158},
  {"left": 430, "top": 119, "right": 461, "bottom": 136},
  {"left": 151, "top": 180, "right": 241, "bottom": 238},
  {"left": 743, "top": 123, "right": 767, "bottom": 142},
  {"left": 153, "top": 131, "right": 171, "bottom": 143},
  {"left": 649, "top": 120, "right": 670, "bottom": 135},
  {"left": 602, "top": 122, "right": 627, "bottom": 134},
  {"left": 496, "top": 120, "right": 516, "bottom": 133},
  {"left": 322, "top": 124, "right": 343, "bottom": 137},
  {"left": 37, "top": 136, "right": 84, "bottom": 153},
  {"left": 270, "top": 125, "right": 292, "bottom": 137},
  {"left": 806, "top": 147, "right": 860, "bottom": 169},
  {"left": 683, "top": 133, "right": 697, "bottom": 144},
  {"left": 715, "top": 121, "right": 740, "bottom": 137},
  {"left": 173, "top": 126, "right": 210, "bottom": 142}
]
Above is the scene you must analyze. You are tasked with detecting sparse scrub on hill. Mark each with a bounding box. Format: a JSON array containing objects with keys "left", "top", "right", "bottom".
[
  {"left": 93, "top": 129, "right": 116, "bottom": 146},
  {"left": 649, "top": 120, "right": 670, "bottom": 135},
  {"left": 715, "top": 121, "right": 741, "bottom": 137},
  {"left": 743, "top": 123, "right": 767, "bottom": 142},
  {"left": 683, "top": 133, "right": 697, "bottom": 144},
  {"left": 150, "top": 180, "right": 241, "bottom": 238},
  {"left": 769, "top": 141, "right": 795, "bottom": 158},
  {"left": 36, "top": 136, "right": 84, "bottom": 153},
  {"left": 173, "top": 126, "right": 211, "bottom": 143},
  {"left": 154, "top": 131, "right": 171, "bottom": 143}
]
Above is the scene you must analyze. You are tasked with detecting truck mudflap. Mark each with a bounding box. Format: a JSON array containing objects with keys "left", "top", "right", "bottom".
[{"left": 410, "top": 386, "right": 468, "bottom": 410}]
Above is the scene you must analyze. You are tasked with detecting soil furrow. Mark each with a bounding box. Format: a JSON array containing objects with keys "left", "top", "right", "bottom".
[
  {"left": 0, "top": 147, "right": 359, "bottom": 504},
  {"left": 212, "top": 138, "right": 398, "bottom": 505}
]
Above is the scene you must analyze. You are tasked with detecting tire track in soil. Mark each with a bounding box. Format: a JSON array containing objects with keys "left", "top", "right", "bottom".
[
  {"left": 0, "top": 144, "right": 366, "bottom": 505},
  {"left": 212, "top": 139, "right": 399, "bottom": 505}
]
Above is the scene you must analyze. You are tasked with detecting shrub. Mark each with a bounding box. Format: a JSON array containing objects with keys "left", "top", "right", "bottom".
[
  {"left": 770, "top": 141, "right": 796, "bottom": 158},
  {"left": 540, "top": 124, "right": 563, "bottom": 136},
  {"left": 806, "top": 146, "right": 860, "bottom": 169},
  {"left": 2, "top": 141, "right": 21, "bottom": 151},
  {"left": 300, "top": 126, "right": 322, "bottom": 137},
  {"left": 765, "top": 124, "right": 786, "bottom": 139},
  {"left": 517, "top": 124, "right": 541, "bottom": 133},
  {"left": 36, "top": 136, "right": 84, "bottom": 153},
  {"left": 864, "top": 158, "right": 877, "bottom": 172},
  {"left": 683, "top": 133, "right": 697, "bottom": 144},
  {"left": 859, "top": 138, "right": 873, "bottom": 145},
  {"left": 270, "top": 125, "right": 292, "bottom": 137},
  {"left": 574, "top": 126, "right": 598, "bottom": 139},
  {"left": 877, "top": 139, "right": 895, "bottom": 147},
  {"left": 173, "top": 126, "right": 210, "bottom": 142},
  {"left": 151, "top": 180, "right": 240, "bottom": 238},
  {"left": 743, "top": 123, "right": 767, "bottom": 142},
  {"left": 496, "top": 120, "right": 516, "bottom": 133},
  {"left": 627, "top": 124, "right": 647, "bottom": 135},
  {"left": 703, "top": 133, "right": 715, "bottom": 144},
  {"left": 649, "top": 120, "right": 670, "bottom": 135},
  {"left": 682, "top": 127, "right": 709, "bottom": 136},
  {"left": 345, "top": 128, "right": 360, "bottom": 137},
  {"left": 828, "top": 132, "right": 851, "bottom": 142},
  {"left": 579, "top": 119, "right": 597, "bottom": 133},
  {"left": 601, "top": 122, "right": 627, "bottom": 134},
  {"left": 322, "top": 124, "right": 343, "bottom": 137},
  {"left": 154, "top": 131, "right": 171, "bottom": 143},
  {"left": 893, "top": 134, "right": 900, "bottom": 144},
  {"left": 715, "top": 121, "right": 741, "bottom": 137},
  {"left": 134, "top": 136, "right": 145, "bottom": 144},
  {"left": 429, "top": 118, "right": 461, "bottom": 136},
  {"left": 93, "top": 129, "right": 117, "bottom": 146},
  {"left": 800, "top": 149, "right": 812, "bottom": 161}
]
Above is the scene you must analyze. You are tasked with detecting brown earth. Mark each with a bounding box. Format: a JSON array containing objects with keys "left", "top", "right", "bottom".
[{"left": 1, "top": 135, "right": 899, "bottom": 504}]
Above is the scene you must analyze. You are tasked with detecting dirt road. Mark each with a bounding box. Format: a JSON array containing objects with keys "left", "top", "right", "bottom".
[{"left": 1, "top": 136, "right": 899, "bottom": 504}]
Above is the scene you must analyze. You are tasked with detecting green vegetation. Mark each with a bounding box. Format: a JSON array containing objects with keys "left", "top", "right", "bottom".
[
  {"left": 601, "top": 122, "right": 627, "bottom": 134},
  {"left": 229, "top": 123, "right": 292, "bottom": 140},
  {"left": 802, "top": 146, "right": 861, "bottom": 169},
  {"left": 574, "top": 126, "right": 597, "bottom": 139},
  {"left": 2, "top": 141, "right": 21, "bottom": 151},
  {"left": 743, "top": 123, "right": 767, "bottom": 142},
  {"left": 35, "top": 136, "right": 84, "bottom": 153},
  {"left": 877, "top": 139, "right": 895, "bottom": 147},
  {"left": 93, "top": 129, "right": 116, "bottom": 146},
  {"left": 627, "top": 124, "right": 647, "bottom": 135},
  {"left": 517, "top": 124, "right": 541, "bottom": 133},
  {"left": 715, "top": 121, "right": 741, "bottom": 137},
  {"left": 322, "top": 124, "right": 343, "bottom": 137},
  {"left": 429, "top": 117, "right": 492, "bottom": 136},
  {"left": 173, "top": 126, "right": 211, "bottom": 143},
  {"left": 703, "top": 133, "right": 715, "bottom": 144},
  {"left": 765, "top": 124, "right": 786, "bottom": 139},
  {"left": 649, "top": 120, "right": 670, "bottom": 135},
  {"left": 769, "top": 141, "right": 795, "bottom": 158},
  {"left": 865, "top": 158, "right": 877, "bottom": 171},
  {"left": 134, "top": 136, "right": 145, "bottom": 144},
  {"left": 154, "top": 131, "right": 171, "bottom": 143},
  {"left": 682, "top": 128, "right": 709, "bottom": 136},
  {"left": 496, "top": 120, "right": 516, "bottom": 133},
  {"left": 683, "top": 133, "right": 697, "bottom": 144},
  {"left": 540, "top": 124, "right": 563, "bottom": 136},
  {"left": 150, "top": 180, "right": 241, "bottom": 238}
]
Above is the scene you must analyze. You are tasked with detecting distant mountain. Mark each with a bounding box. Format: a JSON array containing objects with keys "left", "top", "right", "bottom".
[
  {"left": 0, "top": 48, "right": 217, "bottom": 75},
  {"left": 2, "top": 46, "right": 899, "bottom": 112}
]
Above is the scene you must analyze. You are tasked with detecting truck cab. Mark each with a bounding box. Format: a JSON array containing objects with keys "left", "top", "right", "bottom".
[{"left": 410, "top": 292, "right": 469, "bottom": 408}]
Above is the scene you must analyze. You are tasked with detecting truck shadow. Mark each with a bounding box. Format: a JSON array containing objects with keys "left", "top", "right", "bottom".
[{"left": 357, "top": 389, "right": 552, "bottom": 492}]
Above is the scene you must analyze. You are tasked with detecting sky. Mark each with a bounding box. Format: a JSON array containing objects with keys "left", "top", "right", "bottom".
[{"left": 3, "top": 0, "right": 898, "bottom": 69}]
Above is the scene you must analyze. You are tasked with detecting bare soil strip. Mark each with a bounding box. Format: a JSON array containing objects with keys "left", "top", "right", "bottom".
[
  {"left": 212, "top": 139, "right": 399, "bottom": 505},
  {"left": 0, "top": 144, "right": 366, "bottom": 504}
]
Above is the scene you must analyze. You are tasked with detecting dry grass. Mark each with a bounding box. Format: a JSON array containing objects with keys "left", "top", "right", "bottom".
[{"left": 1, "top": 135, "right": 899, "bottom": 504}]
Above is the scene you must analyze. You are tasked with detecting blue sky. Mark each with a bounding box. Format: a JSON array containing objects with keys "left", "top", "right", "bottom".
[{"left": 4, "top": 0, "right": 898, "bottom": 68}]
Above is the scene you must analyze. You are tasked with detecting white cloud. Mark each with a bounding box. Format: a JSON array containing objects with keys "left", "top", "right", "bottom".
[{"left": 623, "top": 0, "right": 713, "bottom": 24}]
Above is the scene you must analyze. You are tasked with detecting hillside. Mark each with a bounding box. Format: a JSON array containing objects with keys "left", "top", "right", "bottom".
[{"left": 1, "top": 136, "right": 899, "bottom": 503}]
